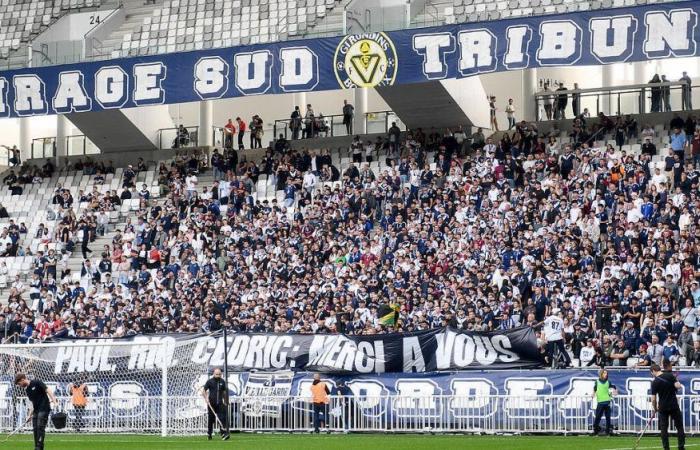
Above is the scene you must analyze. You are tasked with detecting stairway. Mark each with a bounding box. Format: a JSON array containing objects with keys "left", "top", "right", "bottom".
[
  {"left": 302, "top": 0, "right": 351, "bottom": 38},
  {"left": 91, "top": 0, "right": 167, "bottom": 59}
]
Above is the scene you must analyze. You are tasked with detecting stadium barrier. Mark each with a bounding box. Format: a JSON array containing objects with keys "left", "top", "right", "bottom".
[{"left": 0, "top": 395, "right": 697, "bottom": 435}]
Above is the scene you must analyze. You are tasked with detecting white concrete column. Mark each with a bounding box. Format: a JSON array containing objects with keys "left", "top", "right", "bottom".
[
  {"left": 602, "top": 64, "right": 614, "bottom": 115},
  {"left": 56, "top": 114, "right": 68, "bottom": 165},
  {"left": 198, "top": 100, "right": 213, "bottom": 147},
  {"left": 354, "top": 88, "right": 368, "bottom": 135},
  {"left": 19, "top": 117, "right": 31, "bottom": 160},
  {"left": 634, "top": 62, "right": 650, "bottom": 114},
  {"left": 293, "top": 92, "right": 307, "bottom": 111},
  {"left": 521, "top": 68, "right": 537, "bottom": 122}
]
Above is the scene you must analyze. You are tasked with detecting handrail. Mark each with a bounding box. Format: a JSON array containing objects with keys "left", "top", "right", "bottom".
[
  {"left": 157, "top": 125, "right": 199, "bottom": 149},
  {"left": 534, "top": 80, "right": 696, "bottom": 120},
  {"left": 83, "top": 2, "right": 123, "bottom": 39},
  {"left": 534, "top": 80, "right": 687, "bottom": 97}
]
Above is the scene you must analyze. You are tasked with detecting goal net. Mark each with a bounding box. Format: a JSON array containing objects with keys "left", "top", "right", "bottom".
[{"left": 0, "top": 337, "right": 210, "bottom": 435}]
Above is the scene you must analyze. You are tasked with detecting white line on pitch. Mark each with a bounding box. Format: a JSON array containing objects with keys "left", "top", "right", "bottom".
[{"left": 601, "top": 443, "right": 700, "bottom": 450}]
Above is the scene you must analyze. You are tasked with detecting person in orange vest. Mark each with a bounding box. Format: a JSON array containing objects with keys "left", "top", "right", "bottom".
[
  {"left": 310, "top": 373, "right": 330, "bottom": 433},
  {"left": 69, "top": 380, "right": 88, "bottom": 432}
]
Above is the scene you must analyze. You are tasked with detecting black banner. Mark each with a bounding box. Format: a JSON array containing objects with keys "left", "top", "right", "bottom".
[{"left": 46, "top": 326, "right": 542, "bottom": 374}]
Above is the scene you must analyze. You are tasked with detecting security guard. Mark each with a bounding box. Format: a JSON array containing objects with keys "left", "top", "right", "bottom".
[
  {"left": 310, "top": 373, "right": 330, "bottom": 433},
  {"left": 592, "top": 369, "right": 616, "bottom": 435}
]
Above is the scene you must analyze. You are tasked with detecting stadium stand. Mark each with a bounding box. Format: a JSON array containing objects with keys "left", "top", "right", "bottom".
[
  {"left": 1, "top": 104, "right": 700, "bottom": 369},
  {"left": 414, "top": 0, "right": 682, "bottom": 26},
  {"left": 0, "top": 0, "right": 103, "bottom": 60},
  {"left": 114, "top": 0, "right": 344, "bottom": 57}
]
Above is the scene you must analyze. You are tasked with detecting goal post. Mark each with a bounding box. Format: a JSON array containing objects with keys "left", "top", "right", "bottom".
[{"left": 0, "top": 338, "right": 210, "bottom": 436}]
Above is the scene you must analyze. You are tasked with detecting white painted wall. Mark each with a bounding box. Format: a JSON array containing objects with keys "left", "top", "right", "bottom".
[
  {"left": 0, "top": 116, "right": 80, "bottom": 150},
  {"left": 122, "top": 105, "right": 176, "bottom": 146},
  {"left": 33, "top": 10, "right": 117, "bottom": 43},
  {"left": 441, "top": 77, "right": 490, "bottom": 129},
  {"left": 169, "top": 89, "right": 390, "bottom": 131}
]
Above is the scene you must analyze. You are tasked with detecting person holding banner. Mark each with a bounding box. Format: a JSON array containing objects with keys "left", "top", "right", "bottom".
[{"left": 201, "top": 368, "right": 230, "bottom": 441}]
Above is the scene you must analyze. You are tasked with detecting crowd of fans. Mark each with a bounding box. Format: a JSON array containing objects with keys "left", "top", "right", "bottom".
[{"left": 1, "top": 109, "right": 700, "bottom": 369}]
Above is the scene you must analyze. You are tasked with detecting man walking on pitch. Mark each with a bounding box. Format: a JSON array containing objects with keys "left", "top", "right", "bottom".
[
  {"left": 592, "top": 369, "right": 616, "bottom": 436},
  {"left": 201, "top": 368, "right": 230, "bottom": 441},
  {"left": 650, "top": 361, "right": 685, "bottom": 450},
  {"left": 14, "top": 373, "right": 57, "bottom": 450}
]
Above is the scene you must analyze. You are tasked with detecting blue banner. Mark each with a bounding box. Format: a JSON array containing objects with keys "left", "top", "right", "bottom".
[{"left": 0, "top": 1, "right": 697, "bottom": 117}]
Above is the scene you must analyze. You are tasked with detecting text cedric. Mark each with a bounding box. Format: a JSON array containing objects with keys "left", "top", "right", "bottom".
[{"left": 52, "top": 330, "right": 520, "bottom": 374}]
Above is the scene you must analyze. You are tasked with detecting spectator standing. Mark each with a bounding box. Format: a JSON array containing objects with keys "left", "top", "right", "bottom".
[
  {"left": 650, "top": 74, "right": 662, "bottom": 112},
  {"left": 488, "top": 95, "right": 498, "bottom": 131},
  {"left": 250, "top": 115, "right": 263, "bottom": 149},
  {"left": 342, "top": 100, "right": 354, "bottom": 135},
  {"left": 647, "top": 335, "right": 664, "bottom": 365},
  {"left": 290, "top": 106, "right": 302, "bottom": 140},
  {"left": 505, "top": 99, "right": 516, "bottom": 130},
  {"left": 235, "top": 117, "right": 246, "bottom": 150},
  {"left": 571, "top": 83, "right": 581, "bottom": 117},
  {"left": 678, "top": 325, "right": 694, "bottom": 364},
  {"left": 304, "top": 104, "right": 315, "bottom": 139},
  {"left": 670, "top": 127, "right": 687, "bottom": 159},
  {"left": 2, "top": 145, "right": 20, "bottom": 167},
  {"left": 661, "top": 75, "right": 672, "bottom": 112},
  {"left": 542, "top": 83, "right": 553, "bottom": 120},
  {"left": 223, "top": 119, "right": 235, "bottom": 149},
  {"left": 555, "top": 82, "right": 568, "bottom": 119},
  {"left": 387, "top": 122, "right": 401, "bottom": 155},
  {"left": 691, "top": 129, "right": 700, "bottom": 166},
  {"left": 680, "top": 71, "right": 692, "bottom": 110}
]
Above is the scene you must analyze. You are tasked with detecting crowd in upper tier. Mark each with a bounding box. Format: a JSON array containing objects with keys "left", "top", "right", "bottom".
[{"left": 1, "top": 110, "right": 700, "bottom": 368}]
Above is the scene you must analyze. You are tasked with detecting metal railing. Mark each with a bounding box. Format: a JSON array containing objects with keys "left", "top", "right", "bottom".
[
  {"left": 30, "top": 137, "right": 56, "bottom": 160},
  {"left": 272, "top": 111, "right": 406, "bottom": 140},
  {"left": 65, "top": 135, "right": 100, "bottom": 156},
  {"left": 1, "top": 395, "right": 698, "bottom": 435},
  {"left": 534, "top": 81, "right": 698, "bottom": 121},
  {"left": 273, "top": 113, "right": 354, "bottom": 140},
  {"left": 365, "top": 110, "right": 406, "bottom": 134},
  {"left": 157, "top": 126, "right": 199, "bottom": 150}
]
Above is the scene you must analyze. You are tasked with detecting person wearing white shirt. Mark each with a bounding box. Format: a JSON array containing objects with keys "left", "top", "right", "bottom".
[
  {"left": 651, "top": 167, "right": 668, "bottom": 191},
  {"left": 580, "top": 339, "right": 596, "bottom": 366},
  {"left": 185, "top": 174, "right": 198, "bottom": 199},
  {"left": 483, "top": 138, "right": 496, "bottom": 155},
  {"left": 303, "top": 171, "right": 317, "bottom": 192},
  {"left": 543, "top": 308, "right": 572, "bottom": 367}
]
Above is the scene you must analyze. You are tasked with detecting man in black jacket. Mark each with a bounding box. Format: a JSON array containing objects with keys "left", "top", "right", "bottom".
[
  {"left": 650, "top": 361, "right": 685, "bottom": 450},
  {"left": 642, "top": 137, "right": 657, "bottom": 156},
  {"left": 201, "top": 368, "right": 230, "bottom": 441},
  {"left": 15, "top": 373, "right": 57, "bottom": 450}
]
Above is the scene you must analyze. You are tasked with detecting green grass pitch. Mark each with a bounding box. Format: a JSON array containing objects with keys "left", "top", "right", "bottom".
[{"left": 0, "top": 433, "right": 694, "bottom": 450}]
